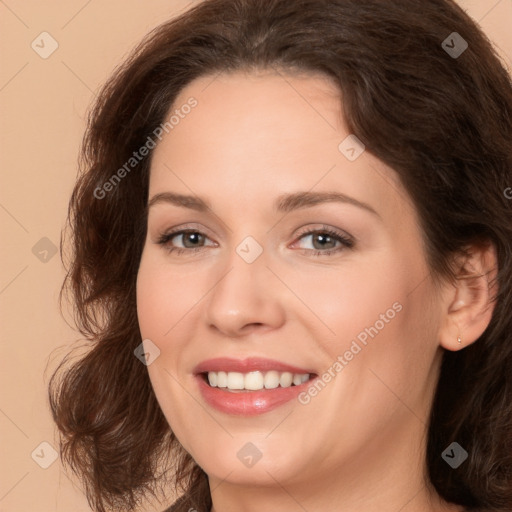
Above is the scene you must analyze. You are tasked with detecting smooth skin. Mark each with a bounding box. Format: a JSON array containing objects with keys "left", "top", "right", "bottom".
[{"left": 136, "top": 69, "right": 496, "bottom": 512}]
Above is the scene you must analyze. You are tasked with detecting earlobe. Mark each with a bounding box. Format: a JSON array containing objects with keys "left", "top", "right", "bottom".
[{"left": 438, "top": 242, "right": 498, "bottom": 352}]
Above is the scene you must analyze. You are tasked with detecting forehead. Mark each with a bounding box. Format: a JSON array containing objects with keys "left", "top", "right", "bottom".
[
  {"left": 162, "top": 70, "right": 343, "bottom": 160},
  {"left": 148, "top": 70, "right": 411, "bottom": 220}
]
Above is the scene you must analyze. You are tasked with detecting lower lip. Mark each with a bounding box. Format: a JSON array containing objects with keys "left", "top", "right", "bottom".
[{"left": 196, "top": 375, "right": 315, "bottom": 416}]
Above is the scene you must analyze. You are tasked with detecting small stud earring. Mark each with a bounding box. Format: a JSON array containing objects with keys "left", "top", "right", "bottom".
[{"left": 457, "top": 334, "right": 462, "bottom": 345}]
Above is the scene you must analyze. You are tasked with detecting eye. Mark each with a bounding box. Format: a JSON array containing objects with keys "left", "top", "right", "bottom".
[
  {"left": 292, "top": 226, "right": 354, "bottom": 256},
  {"left": 156, "top": 224, "right": 354, "bottom": 257},
  {"left": 156, "top": 228, "right": 215, "bottom": 255}
]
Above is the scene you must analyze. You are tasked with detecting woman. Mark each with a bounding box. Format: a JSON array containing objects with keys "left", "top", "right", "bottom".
[{"left": 49, "top": 0, "right": 512, "bottom": 511}]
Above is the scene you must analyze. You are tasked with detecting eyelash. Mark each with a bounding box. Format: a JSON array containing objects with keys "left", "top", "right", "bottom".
[{"left": 156, "top": 225, "right": 354, "bottom": 257}]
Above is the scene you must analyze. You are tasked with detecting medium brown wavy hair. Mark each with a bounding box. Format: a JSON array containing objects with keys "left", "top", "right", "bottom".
[{"left": 48, "top": 0, "right": 512, "bottom": 511}]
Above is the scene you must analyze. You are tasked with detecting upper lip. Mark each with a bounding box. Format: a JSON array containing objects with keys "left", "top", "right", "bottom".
[{"left": 193, "top": 357, "right": 315, "bottom": 375}]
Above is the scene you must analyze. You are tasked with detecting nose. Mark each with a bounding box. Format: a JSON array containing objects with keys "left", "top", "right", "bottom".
[{"left": 204, "top": 244, "right": 286, "bottom": 338}]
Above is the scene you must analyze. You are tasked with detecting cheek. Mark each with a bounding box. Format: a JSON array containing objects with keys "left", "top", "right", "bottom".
[
  {"left": 339, "top": 270, "right": 438, "bottom": 417},
  {"left": 304, "top": 250, "right": 436, "bottom": 397},
  {"left": 136, "top": 255, "right": 198, "bottom": 436},
  {"left": 136, "top": 252, "right": 200, "bottom": 341},
  {"left": 291, "top": 253, "right": 413, "bottom": 353},
  {"left": 136, "top": 267, "right": 165, "bottom": 341}
]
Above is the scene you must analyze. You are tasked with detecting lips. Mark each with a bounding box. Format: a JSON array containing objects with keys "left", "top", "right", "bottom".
[
  {"left": 194, "top": 357, "right": 315, "bottom": 374},
  {"left": 193, "top": 357, "right": 317, "bottom": 416}
]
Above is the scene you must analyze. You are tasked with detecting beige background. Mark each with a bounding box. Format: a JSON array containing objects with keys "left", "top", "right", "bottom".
[{"left": 1, "top": 1, "right": 511, "bottom": 511}]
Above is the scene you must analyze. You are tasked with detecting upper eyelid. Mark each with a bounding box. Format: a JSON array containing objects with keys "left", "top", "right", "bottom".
[
  {"left": 158, "top": 223, "right": 216, "bottom": 241},
  {"left": 157, "top": 223, "right": 348, "bottom": 236}
]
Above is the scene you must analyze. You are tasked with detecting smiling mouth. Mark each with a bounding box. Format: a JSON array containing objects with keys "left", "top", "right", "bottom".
[{"left": 201, "top": 370, "right": 316, "bottom": 392}]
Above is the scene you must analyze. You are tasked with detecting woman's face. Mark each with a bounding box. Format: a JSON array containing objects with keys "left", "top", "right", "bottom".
[{"left": 136, "top": 70, "right": 446, "bottom": 492}]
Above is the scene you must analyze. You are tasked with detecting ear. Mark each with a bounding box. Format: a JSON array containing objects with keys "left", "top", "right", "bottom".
[{"left": 438, "top": 242, "right": 498, "bottom": 351}]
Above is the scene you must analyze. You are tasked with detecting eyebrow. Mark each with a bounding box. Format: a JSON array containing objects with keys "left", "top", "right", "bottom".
[{"left": 147, "top": 190, "right": 379, "bottom": 217}]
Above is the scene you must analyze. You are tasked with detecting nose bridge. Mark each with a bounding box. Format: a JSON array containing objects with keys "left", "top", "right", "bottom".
[{"left": 204, "top": 233, "right": 285, "bottom": 336}]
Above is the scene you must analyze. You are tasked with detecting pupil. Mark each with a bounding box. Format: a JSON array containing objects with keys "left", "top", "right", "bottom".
[
  {"left": 314, "top": 234, "right": 334, "bottom": 250},
  {"left": 185, "top": 232, "right": 202, "bottom": 247}
]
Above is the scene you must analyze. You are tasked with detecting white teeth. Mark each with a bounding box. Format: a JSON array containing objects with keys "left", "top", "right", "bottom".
[
  {"left": 208, "top": 372, "right": 217, "bottom": 387},
  {"left": 279, "top": 372, "right": 293, "bottom": 388},
  {"left": 245, "top": 371, "right": 264, "bottom": 390},
  {"left": 217, "top": 371, "right": 227, "bottom": 388},
  {"left": 226, "top": 372, "right": 244, "bottom": 390},
  {"left": 264, "top": 370, "right": 280, "bottom": 389},
  {"left": 206, "top": 370, "right": 310, "bottom": 391}
]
